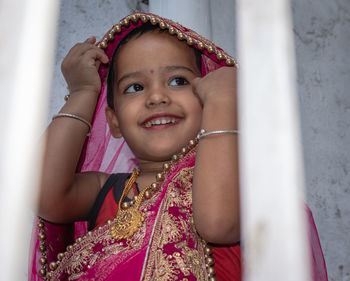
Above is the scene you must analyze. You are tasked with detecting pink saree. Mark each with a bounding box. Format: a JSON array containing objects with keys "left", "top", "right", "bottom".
[{"left": 29, "top": 12, "right": 327, "bottom": 281}]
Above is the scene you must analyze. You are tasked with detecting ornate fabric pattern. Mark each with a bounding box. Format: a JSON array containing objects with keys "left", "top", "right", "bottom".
[
  {"left": 49, "top": 150, "right": 209, "bottom": 281},
  {"left": 141, "top": 151, "right": 208, "bottom": 281},
  {"left": 49, "top": 188, "right": 161, "bottom": 280}
]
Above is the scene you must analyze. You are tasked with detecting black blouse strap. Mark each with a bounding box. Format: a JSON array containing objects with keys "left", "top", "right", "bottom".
[
  {"left": 88, "top": 173, "right": 130, "bottom": 230},
  {"left": 112, "top": 173, "right": 133, "bottom": 204}
]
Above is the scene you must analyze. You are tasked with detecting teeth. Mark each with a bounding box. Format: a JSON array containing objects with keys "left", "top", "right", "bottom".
[{"left": 143, "top": 118, "right": 178, "bottom": 127}]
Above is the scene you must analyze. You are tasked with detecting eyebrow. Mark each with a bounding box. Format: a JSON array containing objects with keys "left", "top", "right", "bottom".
[
  {"left": 162, "top": 65, "right": 195, "bottom": 74},
  {"left": 117, "top": 65, "right": 196, "bottom": 85},
  {"left": 117, "top": 71, "right": 142, "bottom": 85}
]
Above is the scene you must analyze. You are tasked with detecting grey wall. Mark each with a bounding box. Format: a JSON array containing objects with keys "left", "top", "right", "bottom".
[
  {"left": 50, "top": 1, "right": 350, "bottom": 280},
  {"left": 292, "top": 0, "right": 350, "bottom": 280}
]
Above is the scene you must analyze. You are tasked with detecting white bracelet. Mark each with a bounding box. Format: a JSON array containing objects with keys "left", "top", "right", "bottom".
[
  {"left": 52, "top": 113, "right": 92, "bottom": 136},
  {"left": 196, "top": 129, "right": 239, "bottom": 140}
]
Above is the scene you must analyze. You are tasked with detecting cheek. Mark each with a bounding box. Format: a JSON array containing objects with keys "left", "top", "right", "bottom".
[
  {"left": 187, "top": 98, "right": 203, "bottom": 128},
  {"left": 115, "top": 105, "right": 132, "bottom": 130},
  {"left": 189, "top": 94, "right": 203, "bottom": 115},
  {"left": 116, "top": 98, "right": 144, "bottom": 128},
  {"left": 193, "top": 108, "right": 203, "bottom": 129}
]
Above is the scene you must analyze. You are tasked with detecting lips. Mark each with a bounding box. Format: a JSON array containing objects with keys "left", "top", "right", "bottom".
[{"left": 141, "top": 113, "right": 182, "bottom": 128}]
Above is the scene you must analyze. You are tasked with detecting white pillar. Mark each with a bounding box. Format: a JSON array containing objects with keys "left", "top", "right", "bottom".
[
  {"left": 0, "top": 0, "right": 59, "bottom": 280},
  {"left": 237, "top": 0, "right": 312, "bottom": 281},
  {"left": 149, "top": 0, "right": 212, "bottom": 40}
]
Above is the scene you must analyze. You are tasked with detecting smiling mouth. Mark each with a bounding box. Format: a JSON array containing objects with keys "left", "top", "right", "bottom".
[{"left": 142, "top": 117, "right": 181, "bottom": 128}]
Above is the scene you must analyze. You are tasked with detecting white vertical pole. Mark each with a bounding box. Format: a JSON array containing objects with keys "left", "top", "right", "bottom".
[
  {"left": 237, "top": 0, "right": 311, "bottom": 281},
  {"left": 149, "top": 0, "right": 212, "bottom": 40},
  {"left": 0, "top": 0, "right": 59, "bottom": 280}
]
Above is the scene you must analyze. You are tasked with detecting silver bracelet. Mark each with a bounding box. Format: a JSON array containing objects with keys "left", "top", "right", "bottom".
[
  {"left": 52, "top": 113, "right": 91, "bottom": 136},
  {"left": 196, "top": 129, "right": 239, "bottom": 140}
]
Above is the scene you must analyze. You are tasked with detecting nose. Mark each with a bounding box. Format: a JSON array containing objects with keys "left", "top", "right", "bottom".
[{"left": 146, "top": 85, "right": 170, "bottom": 107}]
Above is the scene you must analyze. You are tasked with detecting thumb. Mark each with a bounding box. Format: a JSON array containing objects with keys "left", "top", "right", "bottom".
[{"left": 95, "top": 51, "right": 109, "bottom": 65}]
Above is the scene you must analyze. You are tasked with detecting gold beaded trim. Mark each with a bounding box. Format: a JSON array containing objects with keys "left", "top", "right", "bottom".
[
  {"left": 97, "top": 13, "right": 238, "bottom": 68},
  {"left": 37, "top": 218, "right": 48, "bottom": 279},
  {"left": 38, "top": 136, "right": 217, "bottom": 280},
  {"left": 203, "top": 242, "right": 217, "bottom": 281}
]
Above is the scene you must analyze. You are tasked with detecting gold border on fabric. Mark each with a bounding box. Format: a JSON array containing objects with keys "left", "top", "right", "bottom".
[
  {"left": 142, "top": 162, "right": 208, "bottom": 281},
  {"left": 49, "top": 187, "right": 162, "bottom": 280}
]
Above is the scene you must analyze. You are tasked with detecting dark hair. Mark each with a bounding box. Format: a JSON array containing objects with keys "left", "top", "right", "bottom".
[{"left": 106, "top": 22, "right": 202, "bottom": 109}]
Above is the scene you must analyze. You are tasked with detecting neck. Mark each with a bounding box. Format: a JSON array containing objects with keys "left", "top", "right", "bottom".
[
  {"left": 136, "top": 159, "right": 168, "bottom": 189},
  {"left": 137, "top": 159, "right": 166, "bottom": 175}
]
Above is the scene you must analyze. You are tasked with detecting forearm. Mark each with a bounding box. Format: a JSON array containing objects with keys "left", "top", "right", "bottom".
[
  {"left": 192, "top": 96, "right": 240, "bottom": 244},
  {"left": 39, "top": 91, "right": 99, "bottom": 214}
]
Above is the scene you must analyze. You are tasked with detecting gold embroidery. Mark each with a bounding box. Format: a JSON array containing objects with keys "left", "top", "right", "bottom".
[
  {"left": 68, "top": 243, "right": 94, "bottom": 274},
  {"left": 143, "top": 159, "right": 209, "bottom": 281},
  {"left": 165, "top": 169, "right": 193, "bottom": 209},
  {"left": 159, "top": 212, "right": 184, "bottom": 246},
  {"left": 153, "top": 250, "right": 179, "bottom": 280},
  {"left": 51, "top": 150, "right": 209, "bottom": 281},
  {"left": 182, "top": 246, "right": 206, "bottom": 280},
  {"left": 50, "top": 198, "right": 153, "bottom": 280},
  {"left": 173, "top": 252, "right": 190, "bottom": 276}
]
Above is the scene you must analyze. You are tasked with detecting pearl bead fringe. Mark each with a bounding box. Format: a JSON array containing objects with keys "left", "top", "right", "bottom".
[{"left": 96, "top": 13, "right": 238, "bottom": 68}]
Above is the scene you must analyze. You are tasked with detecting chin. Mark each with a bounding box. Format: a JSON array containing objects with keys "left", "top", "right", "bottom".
[{"left": 138, "top": 144, "right": 182, "bottom": 162}]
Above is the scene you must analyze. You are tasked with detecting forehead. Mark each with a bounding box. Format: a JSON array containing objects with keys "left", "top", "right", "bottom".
[{"left": 114, "top": 31, "right": 198, "bottom": 74}]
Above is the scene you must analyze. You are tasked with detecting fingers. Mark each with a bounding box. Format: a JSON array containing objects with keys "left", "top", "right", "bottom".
[
  {"left": 94, "top": 49, "right": 109, "bottom": 64},
  {"left": 82, "top": 48, "right": 109, "bottom": 65},
  {"left": 69, "top": 42, "right": 98, "bottom": 57},
  {"left": 85, "top": 36, "right": 96, "bottom": 44},
  {"left": 63, "top": 37, "right": 108, "bottom": 69},
  {"left": 67, "top": 36, "right": 101, "bottom": 58},
  {"left": 191, "top": 67, "right": 237, "bottom": 106}
]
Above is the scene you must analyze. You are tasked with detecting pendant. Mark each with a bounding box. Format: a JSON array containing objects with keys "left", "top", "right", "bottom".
[{"left": 110, "top": 207, "right": 145, "bottom": 240}]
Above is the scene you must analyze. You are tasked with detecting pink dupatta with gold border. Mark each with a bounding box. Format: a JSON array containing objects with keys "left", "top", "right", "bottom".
[{"left": 29, "top": 12, "right": 327, "bottom": 281}]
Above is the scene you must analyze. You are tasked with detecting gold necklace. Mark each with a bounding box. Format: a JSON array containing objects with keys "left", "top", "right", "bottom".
[{"left": 110, "top": 169, "right": 152, "bottom": 241}]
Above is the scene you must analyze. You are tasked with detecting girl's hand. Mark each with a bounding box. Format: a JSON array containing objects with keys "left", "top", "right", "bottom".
[
  {"left": 61, "top": 37, "right": 109, "bottom": 95},
  {"left": 192, "top": 66, "right": 237, "bottom": 106}
]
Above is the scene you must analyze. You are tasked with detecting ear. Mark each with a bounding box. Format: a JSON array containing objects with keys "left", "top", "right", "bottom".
[{"left": 105, "top": 107, "right": 122, "bottom": 138}]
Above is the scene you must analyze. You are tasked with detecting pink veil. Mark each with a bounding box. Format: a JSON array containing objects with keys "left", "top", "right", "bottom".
[{"left": 28, "top": 11, "right": 327, "bottom": 281}]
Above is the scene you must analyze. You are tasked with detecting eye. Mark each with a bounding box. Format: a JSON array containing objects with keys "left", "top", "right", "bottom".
[
  {"left": 169, "top": 77, "right": 188, "bottom": 86},
  {"left": 125, "top": 83, "right": 143, "bottom": 93}
]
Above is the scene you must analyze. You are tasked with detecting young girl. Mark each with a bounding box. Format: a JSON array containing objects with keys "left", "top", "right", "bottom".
[
  {"left": 30, "top": 12, "right": 327, "bottom": 281},
  {"left": 30, "top": 12, "right": 241, "bottom": 281}
]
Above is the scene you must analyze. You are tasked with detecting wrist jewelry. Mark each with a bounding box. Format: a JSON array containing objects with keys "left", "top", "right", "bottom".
[
  {"left": 196, "top": 129, "right": 239, "bottom": 140},
  {"left": 52, "top": 113, "right": 92, "bottom": 136}
]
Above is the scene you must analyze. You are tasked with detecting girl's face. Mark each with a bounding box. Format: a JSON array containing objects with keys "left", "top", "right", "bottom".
[{"left": 106, "top": 31, "right": 202, "bottom": 162}]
